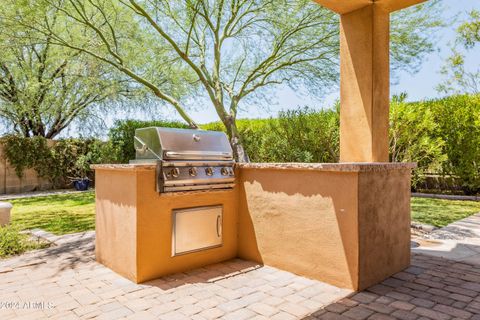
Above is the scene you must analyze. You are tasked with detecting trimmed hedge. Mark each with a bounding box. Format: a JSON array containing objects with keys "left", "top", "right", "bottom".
[
  {"left": 423, "top": 95, "right": 480, "bottom": 194},
  {"left": 4, "top": 94, "right": 475, "bottom": 194},
  {"left": 389, "top": 94, "right": 480, "bottom": 194},
  {"left": 389, "top": 96, "right": 447, "bottom": 189},
  {"left": 109, "top": 107, "right": 339, "bottom": 164},
  {"left": 108, "top": 95, "right": 479, "bottom": 195},
  {"left": 204, "top": 107, "right": 340, "bottom": 163}
]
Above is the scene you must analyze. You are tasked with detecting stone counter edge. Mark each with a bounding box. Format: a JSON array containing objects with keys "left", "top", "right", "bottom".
[
  {"left": 92, "top": 162, "right": 416, "bottom": 173},
  {"left": 238, "top": 162, "right": 417, "bottom": 172},
  {"left": 91, "top": 163, "right": 156, "bottom": 171}
]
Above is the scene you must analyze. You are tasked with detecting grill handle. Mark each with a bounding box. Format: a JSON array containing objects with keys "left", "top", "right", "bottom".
[
  {"left": 134, "top": 136, "right": 148, "bottom": 155},
  {"left": 164, "top": 150, "right": 233, "bottom": 160}
]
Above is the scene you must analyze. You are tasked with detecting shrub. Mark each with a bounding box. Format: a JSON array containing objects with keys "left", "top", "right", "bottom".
[
  {"left": 430, "top": 95, "right": 480, "bottom": 194},
  {"left": 5, "top": 95, "right": 476, "bottom": 194},
  {"left": 204, "top": 95, "right": 479, "bottom": 195},
  {"left": 202, "top": 108, "right": 339, "bottom": 163},
  {"left": 50, "top": 138, "right": 114, "bottom": 183},
  {"left": 389, "top": 95, "right": 447, "bottom": 189},
  {"left": 1, "top": 135, "right": 51, "bottom": 178},
  {"left": 260, "top": 107, "right": 340, "bottom": 163},
  {"left": 108, "top": 119, "right": 190, "bottom": 163},
  {"left": 202, "top": 118, "right": 272, "bottom": 162},
  {"left": 0, "top": 136, "right": 111, "bottom": 187},
  {"left": 390, "top": 94, "right": 480, "bottom": 193},
  {"left": 110, "top": 110, "right": 338, "bottom": 165},
  {"left": 0, "top": 225, "right": 48, "bottom": 257}
]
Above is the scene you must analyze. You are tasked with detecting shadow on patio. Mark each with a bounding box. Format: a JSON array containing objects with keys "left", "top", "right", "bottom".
[
  {"left": 0, "top": 232, "right": 95, "bottom": 275},
  {"left": 303, "top": 249, "right": 480, "bottom": 319},
  {"left": 142, "top": 258, "right": 263, "bottom": 291}
]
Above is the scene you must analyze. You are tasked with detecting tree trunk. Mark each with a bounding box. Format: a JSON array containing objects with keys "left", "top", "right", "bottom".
[
  {"left": 232, "top": 136, "right": 249, "bottom": 163},
  {"left": 224, "top": 116, "right": 249, "bottom": 163}
]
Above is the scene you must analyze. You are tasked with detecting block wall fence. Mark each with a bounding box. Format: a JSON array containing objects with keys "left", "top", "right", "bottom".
[{"left": 0, "top": 145, "right": 54, "bottom": 194}]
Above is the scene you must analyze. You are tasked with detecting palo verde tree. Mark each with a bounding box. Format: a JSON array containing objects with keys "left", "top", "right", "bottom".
[
  {"left": 458, "top": 10, "right": 480, "bottom": 49},
  {"left": 438, "top": 10, "right": 480, "bottom": 95},
  {"left": 18, "top": 0, "right": 442, "bottom": 161},
  {"left": 0, "top": 3, "right": 133, "bottom": 138}
]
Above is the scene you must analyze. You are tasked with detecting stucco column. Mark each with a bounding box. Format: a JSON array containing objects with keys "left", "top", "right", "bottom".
[{"left": 339, "top": 5, "right": 390, "bottom": 162}]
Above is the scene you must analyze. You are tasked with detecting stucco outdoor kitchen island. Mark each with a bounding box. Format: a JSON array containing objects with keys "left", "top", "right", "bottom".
[{"left": 92, "top": 161, "right": 415, "bottom": 291}]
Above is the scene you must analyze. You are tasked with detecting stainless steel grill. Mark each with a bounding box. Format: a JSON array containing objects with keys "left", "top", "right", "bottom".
[{"left": 131, "top": 127, "right": 235, "bottom": 193}]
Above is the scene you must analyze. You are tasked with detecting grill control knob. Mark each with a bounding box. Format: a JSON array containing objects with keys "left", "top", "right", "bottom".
[
  {"left": 221, "top": 167, "right": 229, "bottom": 176},
  {"left": 189, "top": 167, "right": 197, "bottom": 177},
  {"left": 171, "top": 168, "right": 180, "bottom": 178},
  {"left": 205, "top": 167, "right": 214, "bottom": 176}
]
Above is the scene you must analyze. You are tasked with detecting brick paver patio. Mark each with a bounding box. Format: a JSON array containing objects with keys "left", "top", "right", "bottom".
[
  {"left": 313, "top": 254, "right": 480, "bottom": 320},
  {"left": 1, "top": 229, "right": 480, "bottom": 319},
  {"left": 0, "top": 232, "right": 350, "bottom": 320}
]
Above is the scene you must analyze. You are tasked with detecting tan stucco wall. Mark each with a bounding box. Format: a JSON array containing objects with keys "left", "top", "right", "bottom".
[
  {"left": 357, "top": 169, "right": 411, "bottom": 289},
  {"left": 135, "top": 169, "right": 238, "bottom": 283},
  {"left": 339, "top": 4, "right": 390, "bottom": 163},
  {"left": 313, "top": 0, "right": 426, "bottom": 162},
  {"left": 237, "top": 168, "right": 360, "bottom": 289},
  {"left": 95, "top": 169, "right": 138, "bottom": 281},
  {"left": 236, "top": 164, "right": 413, "bottom": 291},
  {"left": 94, "top": 165, "right": 237, "bottom": 283}
]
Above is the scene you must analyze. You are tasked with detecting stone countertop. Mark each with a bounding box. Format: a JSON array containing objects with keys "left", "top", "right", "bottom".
[
  {"left": 92, "top": 162, "right": 416, "bottom": 172},
  {"left": 237, "top": 162, "right": 417, "bottom": 172},
  {"left": 91, "top": 163, "right": 156, "bottom": 171}
]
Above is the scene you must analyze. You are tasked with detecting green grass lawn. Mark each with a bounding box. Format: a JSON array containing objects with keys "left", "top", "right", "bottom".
[
  {"left": 0, "top": 225, "right": 49, "bottom": 258},
  {"left": 10, "top": 191, "right": 95, "bottom": 235},
  {"left": 5, "top": 191, "right": 480, "bottom": 236},
  {"left": 411, "top": 197, "right": 480, "bottom": 228}
]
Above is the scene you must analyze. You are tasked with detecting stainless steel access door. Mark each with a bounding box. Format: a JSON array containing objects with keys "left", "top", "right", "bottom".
[{"left": 172, "top": 205, "right": 223, "bottom": 256}]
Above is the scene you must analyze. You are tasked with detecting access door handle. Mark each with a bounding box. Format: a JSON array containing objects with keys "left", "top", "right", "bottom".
[{"left": 216, "top": 215, "right": 222, "bottom": 238}]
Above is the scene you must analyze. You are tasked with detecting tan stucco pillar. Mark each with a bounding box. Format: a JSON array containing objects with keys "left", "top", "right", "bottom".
[
  {"left": 314, "top": 0, "right": 427, "bottom": 162},
  {"left": 339, "top": 4, "right": 390, "bottom": 162}
]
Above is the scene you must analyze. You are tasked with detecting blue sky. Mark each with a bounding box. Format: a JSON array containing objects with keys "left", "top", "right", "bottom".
[
  {"left": 178, "top": 0, "right": 480, "bottom": 124},
  {"left": 392, "top": 0, "right": 480, "bottom": 100}
]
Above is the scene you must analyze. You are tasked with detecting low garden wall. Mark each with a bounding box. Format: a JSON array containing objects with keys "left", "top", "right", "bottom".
[
  {"left": 0, "top": 146, "right": 54, "bottom": 194},
  {"left": 0, "top": 136, "right": 108, "bottom": 195}
]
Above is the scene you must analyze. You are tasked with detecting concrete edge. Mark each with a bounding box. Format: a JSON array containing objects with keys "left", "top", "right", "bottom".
[{"left": 413, "top": 193, "right": 480, "bottom": 202}]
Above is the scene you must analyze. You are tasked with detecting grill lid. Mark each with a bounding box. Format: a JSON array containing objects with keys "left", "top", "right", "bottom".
[{"left": 134, "top": 127, "right": 233, "bottom": 161}]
